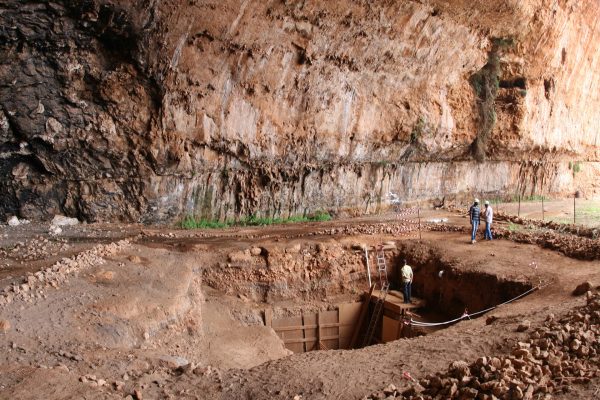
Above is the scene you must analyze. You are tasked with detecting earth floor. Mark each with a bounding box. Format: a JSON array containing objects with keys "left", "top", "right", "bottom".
[{"left": 0, "top": 208, "right": 599, "bottom": 399}]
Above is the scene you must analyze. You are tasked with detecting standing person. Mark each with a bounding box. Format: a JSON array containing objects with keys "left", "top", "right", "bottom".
[
  {"left": 400, "top": 259, "right": 413, "bottom": 304},
  {"left": 469, "top": 198, "right": 481, "bottom": 244},
  {"left": 483, "top": 200, "right": 494, "bottom": 240}
]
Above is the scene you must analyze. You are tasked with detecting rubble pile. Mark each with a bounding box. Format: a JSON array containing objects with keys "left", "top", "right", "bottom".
[
  {"left": 6, "top": 216, "right": 30, "bottom": 226},
  {"left": 0, "top": 236, "right": 71, "bottom": 262},
  {"left": 185, "top": 219, "right": 463, "bottom": 242},
  {"left": 366, "top": 290, "right": 600, "bottom": 400},
  {"left": 495, "top": 228, "right": 600, "bottom": 261},
  {"left": 426, "top": 224, "right": 468, "bottom": 234},
  {"left": 494, "top": 212, "right": 599, "bottom": 239},
  {"left": 315, "top": 221, "right": 419, "bottom": 237},
  {"left": 0, "top": 239, "right": 131, "bottom": 308}
]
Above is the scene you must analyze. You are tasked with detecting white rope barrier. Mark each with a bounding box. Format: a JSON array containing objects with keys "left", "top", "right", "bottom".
[{"left": 409, "top": 285, "right": 541, "bottom": 327}]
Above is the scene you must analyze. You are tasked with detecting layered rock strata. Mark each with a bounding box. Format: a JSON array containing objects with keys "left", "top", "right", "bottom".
[{"left": 1, "top": 0, "right": 599, "bottom": 222}]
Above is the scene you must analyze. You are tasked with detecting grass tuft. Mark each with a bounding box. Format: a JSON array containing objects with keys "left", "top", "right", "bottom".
[
  {"left": 508, "top": 222, "right": 520, "bottom": 232},
  {"left": 510, "top": 195, "right": 549, "bottom": 203},
  {"left": 179, "top": 211, "right": 332, "bottom": 229}
]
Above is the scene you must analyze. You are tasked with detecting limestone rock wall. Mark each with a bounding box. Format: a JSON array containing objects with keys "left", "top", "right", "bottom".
[{"left": 0, "top": 0, "right": 598, "bottom": 222}]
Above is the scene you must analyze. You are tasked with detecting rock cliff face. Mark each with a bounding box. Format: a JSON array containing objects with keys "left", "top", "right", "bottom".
[{"left": 1, "top": 0, "right": 599, "bottom": 222}]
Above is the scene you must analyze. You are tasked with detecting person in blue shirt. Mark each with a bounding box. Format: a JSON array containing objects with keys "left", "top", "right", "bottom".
[{"left": 469, "top": 199, "right": 481, "bottom": 244}]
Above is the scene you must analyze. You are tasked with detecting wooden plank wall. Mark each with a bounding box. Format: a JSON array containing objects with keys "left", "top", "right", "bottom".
[{"left": 266, "top": 303, "right": 362, "bottom": 353}]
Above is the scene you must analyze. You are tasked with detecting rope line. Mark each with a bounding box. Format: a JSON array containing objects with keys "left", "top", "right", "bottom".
[{"left": 409, "top": 286, "right": 540, "bottom": 327}]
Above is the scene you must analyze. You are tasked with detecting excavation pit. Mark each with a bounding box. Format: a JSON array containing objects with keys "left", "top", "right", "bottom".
[{"left": 199, "top": 238, "right": 536, "bottom": 355}]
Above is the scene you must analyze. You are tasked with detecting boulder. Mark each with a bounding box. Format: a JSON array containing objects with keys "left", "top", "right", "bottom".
[
  {"left": 7, "top": 216, "right": 29, "bottom": 226},
  {"left": 51, "top": 215, "right": 80, "bottom": 226},
  {"left": 573, "top": 281, "right": 593, "bottom": 296},
  {"left": 0, "top": 319, "right": 11, "bottom": 333},
  {"left": 158, "top": 355, "right": 189, "bottom": 369},
  {"left": 128, "top": 255, "right": 142, "bottom": 263},
  {"left": 49, "top": 225, "right": 62, "bottom": 236},
  {"left": 516, "top": 320, "right": 531, "bottom": 332}
]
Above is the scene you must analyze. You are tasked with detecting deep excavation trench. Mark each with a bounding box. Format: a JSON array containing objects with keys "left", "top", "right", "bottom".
[
  {"left": 407, "top": 261, "right": 534, "bottom": 335},
  {"left": 199, "top": 239, "right": 535, "bottom": 355}
]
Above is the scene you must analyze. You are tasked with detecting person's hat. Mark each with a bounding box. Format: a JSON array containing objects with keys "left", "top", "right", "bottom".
[
  {"left": 484, "top": 200, "right": 490, "bottom": 205},
  {"left": 474, "top": 198, "right": 480, "bottom": 203}
]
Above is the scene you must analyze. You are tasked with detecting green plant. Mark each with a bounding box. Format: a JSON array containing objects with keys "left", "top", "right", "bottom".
[
  {"left": 180, "top": 217, "right": 230, "bottom": 229},
  {"left": 179, "top": 211, "right": 332, "bottom": 230},
  {"left": 410, "top": 117, "right": 427, "bottom": 143},
  {"left": 579, "top": 205, "right": 600, "bottom": 221},
  {"left": 311, "top": 211, "right": 333, "bottom": 222},
  {"left": 509, "top": 194, "right": 548, "bottom": 203},
  {"left": 572, "top": 161, "right": 582, "bottom": 175},
  {"left": 221, "top": 167, "right": 229, "bottom": 180},
  {"left": 491, "top": 37, "right": 515, "bottom": 48},
  {"left": 469, "top": 37, "right": 515, "bottom": 162},
  {"left": 508, "top": 222, "right": 520, "bottom": 232}
]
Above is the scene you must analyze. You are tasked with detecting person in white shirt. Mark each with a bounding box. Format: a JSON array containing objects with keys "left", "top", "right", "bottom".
[
  {"left": 400, "top": 259, "right": 413, "bottom": 304},
  {"left": 483, "top": 200, "right": 494, "bottom": 240}
]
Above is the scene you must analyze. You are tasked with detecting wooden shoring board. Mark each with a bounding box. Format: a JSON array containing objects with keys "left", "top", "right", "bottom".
[
  {"left": 280, "top": 334, "right": 340, "bottom": 344},
  {"left": 270, "top": 302, "right": 362, "bottom": 353},
  {"left": 350, "top": 285, "right": 375, "bottom": 349},
  {"left": 269, "top": 322, "right": 342, "bottom": 332},
  {"left": 382, "top": 315, "right": 401, "bottom": 343},
  {"left": 338, "top": 302, "right": 362, "bottom": 349},
  {"left": 383, "top": 308, "right": 403, "bottom": 321},
  {"left": 372, "top": 290, "right": 425, "bottom": 313},
  {"left": 303, "top": 313, "right": 318, "bottom": 352},
  {"left": 272, "top": 315, "right": 304, "bottom": 353},
  {"left": 320, "top": 310, "right": 339, "bottom": 350}
]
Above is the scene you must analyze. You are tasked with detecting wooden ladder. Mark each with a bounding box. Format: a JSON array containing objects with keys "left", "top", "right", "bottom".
[
  {"left": 361, "top": 246, "right": 390, "bottom": 347},
  {"left": 376, "top": 246, "right": 389, "bottom": 288},
  {"left": 361, "top": 282, "right": 389, "bottom": 347}
]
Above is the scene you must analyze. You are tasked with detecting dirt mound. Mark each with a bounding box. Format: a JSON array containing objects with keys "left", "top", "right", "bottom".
[
  {"left": 495, "top": 228, "right": 600, "bottom": 261},
  {"left": 368, "top": 290, "right": 600, "bottom": 399}
]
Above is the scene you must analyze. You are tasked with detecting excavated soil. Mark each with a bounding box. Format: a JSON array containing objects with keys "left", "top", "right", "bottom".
[{"left": 0, "top": 209, "right": 599, "bottom": 399}]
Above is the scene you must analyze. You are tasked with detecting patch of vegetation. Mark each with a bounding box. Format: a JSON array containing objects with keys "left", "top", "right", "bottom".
[
  {"left": 469, "top": 37, "right": 515, "bottom": 162},
  {"left": 180, "top": 217, "right": 229, "bottom": 230},
  {"left": 507, "top": 222, "right": 521, "bottom": 232},
  {"left": 510, "top": 194, "right": 548, "bottom": 203},
  {"left": 579, "top": 205, "right": 600, "bottom": 224},
  {"left": 410, "top": 117, "right": 428, "bottom": 144},
  {"left": 179, "top": 211, "right": 332, "bottom": 229},
  {"left": 491, "top": 37, "right": 515, "bottom": 48},
  {"left": 221, "top": 167, "right": 229, "bottom": 180}
]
